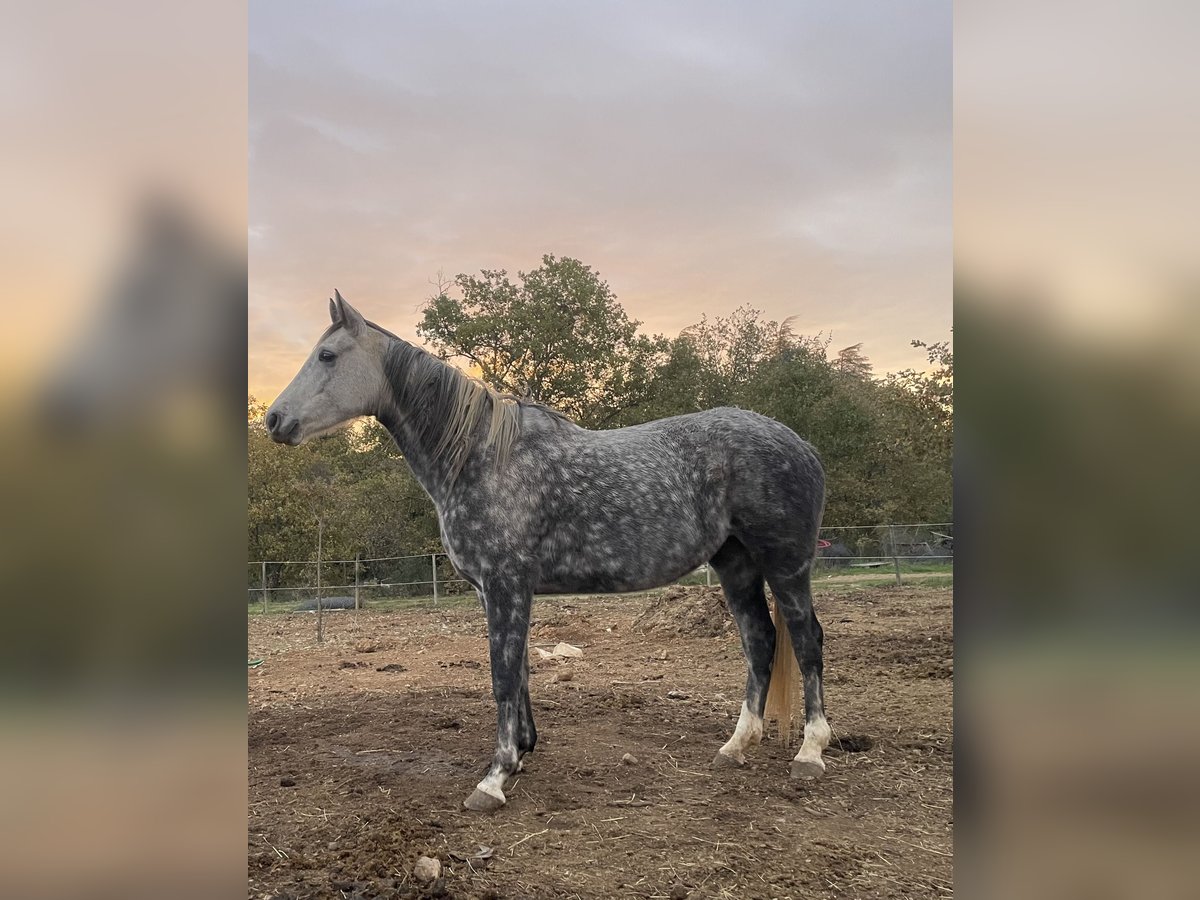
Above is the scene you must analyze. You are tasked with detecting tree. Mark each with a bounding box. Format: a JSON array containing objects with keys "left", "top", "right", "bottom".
[
  {"left": 247, "top": 398, "right": 441, "bottom": 592},
  {"left": 834, "top": 343, "right": 873, "bottom": 379},
  {"left": 417, "top": 255, "right": 670, "bottom": 427},
  {"left": 870, "top": 339, "right": 953, "bottom": 522},
  {"left": 888, "top": 339, "right": 953, "bottom": 429},
  {"left": 660, "top": 307, "right": 831, "bottom": 409}
]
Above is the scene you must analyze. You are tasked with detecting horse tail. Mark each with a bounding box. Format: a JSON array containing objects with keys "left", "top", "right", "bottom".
[{"left": 763, "top": 595, "right": 802, "bottom": 746}]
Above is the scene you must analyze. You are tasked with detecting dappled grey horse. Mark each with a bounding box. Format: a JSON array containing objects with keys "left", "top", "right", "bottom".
[{"left": 267, "top": 293, "right": 831, "bottom": 811}]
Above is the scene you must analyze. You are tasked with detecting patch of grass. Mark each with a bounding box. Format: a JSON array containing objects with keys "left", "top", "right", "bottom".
[
  {"left": 248, "top": 567, "right": 952, "bottom": 617},
  {"left": 248, "top": 590, "right": 478, "bottom": 616},
  {"left": 817, "top": 572, "right": 953, "bottom": 593}
]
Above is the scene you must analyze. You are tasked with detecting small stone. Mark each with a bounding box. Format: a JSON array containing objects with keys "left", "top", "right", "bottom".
[
  {"left": 552, "top": 669, "right": 574, "bottom": 683},
  {"left": 279, "top": 777, "right": 296, "bottom": 787},
  {"left": 413, "top": 855, "right": 442, "bottom": 882},
  {"left": 670, "top": 885, "right": 690, "bottom": 900},
  {"left": 326, "top": 841, "right": 339, "bottom": 851},
  {"left": 621, "top": 753, "right": 638, "bottom": 765},
  {"left": 667, "top": 690, "right": 688, "bottom": 700}
]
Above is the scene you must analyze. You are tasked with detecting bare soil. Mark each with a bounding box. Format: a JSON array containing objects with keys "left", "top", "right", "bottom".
[{"left": 249, "top": 584, "right": 952, "bottom": 899}]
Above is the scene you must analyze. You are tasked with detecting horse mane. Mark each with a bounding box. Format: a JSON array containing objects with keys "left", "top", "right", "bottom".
[{"left": 372, "top": 322, "right": 568, "bottom": 484}]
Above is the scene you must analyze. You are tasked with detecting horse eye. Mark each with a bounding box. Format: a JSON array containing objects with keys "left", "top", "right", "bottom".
[{"left": 318, "top": 349, "right": 336, "bottom": 363}]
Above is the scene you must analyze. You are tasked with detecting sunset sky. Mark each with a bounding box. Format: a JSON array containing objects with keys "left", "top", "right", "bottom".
[{"left": 249, "top": 1, "right": 951, "bottom": 400}]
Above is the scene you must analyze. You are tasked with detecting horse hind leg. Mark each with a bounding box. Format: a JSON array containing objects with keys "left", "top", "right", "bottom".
[
  {"left": 709, "top": 538, "right": 774, "bottom": 768},
  {"left": 766, "top": 561, "right": 831, "bottom": 779}
]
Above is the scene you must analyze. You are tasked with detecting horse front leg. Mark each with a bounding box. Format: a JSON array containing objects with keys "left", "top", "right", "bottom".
[{"left": 463, "top": 575, "right": 533, "bottom": 812}]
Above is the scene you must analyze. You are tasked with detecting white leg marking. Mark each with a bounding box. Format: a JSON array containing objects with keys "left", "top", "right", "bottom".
[
  {"left": 717, "top": 702, "right": 764, "bottom": 765},
  {"left": 793, "top": 715, "right": 832, "bottom": 765},
  {"left": 475, "top": 770, "right": 507, "bottom": 803},
  {"left": 475, "top": 734, "right": 518, "bottom": 803}
]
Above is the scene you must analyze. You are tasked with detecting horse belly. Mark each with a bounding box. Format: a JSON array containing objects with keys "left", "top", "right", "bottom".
[{"left": 536, "top": 509, "right": 724, "bottom": 594}]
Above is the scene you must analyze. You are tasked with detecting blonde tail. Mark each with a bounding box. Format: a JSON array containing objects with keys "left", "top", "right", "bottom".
[{"left": 763, "top": 596, "right": 802, "bottom": 746}]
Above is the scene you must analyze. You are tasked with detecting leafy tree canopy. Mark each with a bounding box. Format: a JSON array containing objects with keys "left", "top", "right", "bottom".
[{"left": 418, "top": 255, "right": 669, "bottom": 427}]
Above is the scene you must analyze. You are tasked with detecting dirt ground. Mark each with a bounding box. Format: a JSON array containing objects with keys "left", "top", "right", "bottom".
[{"left": 249, "top": 584, "right": 953, "bottom": 899}]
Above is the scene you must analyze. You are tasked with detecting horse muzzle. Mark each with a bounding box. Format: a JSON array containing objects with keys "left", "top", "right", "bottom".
[{"left": 265, "top": 409, "right": 301, "bottom": 445}]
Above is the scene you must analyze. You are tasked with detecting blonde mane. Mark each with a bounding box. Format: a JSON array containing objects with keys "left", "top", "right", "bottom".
[
  {"left": 377, "top": 329, "right": 536, "bottom": 484},
  {"left": 433, "top": 373, "right": 522, "bottom": 478}
]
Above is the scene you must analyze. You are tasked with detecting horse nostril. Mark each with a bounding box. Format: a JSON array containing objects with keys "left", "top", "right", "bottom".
[{"left": 266, "top": 411, "right": 279, "bottom": 432}]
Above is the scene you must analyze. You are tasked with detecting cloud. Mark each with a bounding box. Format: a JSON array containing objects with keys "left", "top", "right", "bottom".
[{"left": 249, "top": 0, "right": 951, "bottom": 397}]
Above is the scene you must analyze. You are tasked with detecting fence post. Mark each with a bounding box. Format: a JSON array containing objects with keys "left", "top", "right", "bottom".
[
  {"left": 432, "top": 553, "right": 439, "bottom": 606},
  {"left": 261, "top": 560, "right": 268, "bottom": 615},
  {"left": 889, "top": 525, "right": 902, "bottom": 586},
  {"left": 354, "top": 553, "right": 361, "bottom": 611},
  {"left": 316, "top": 518, "right": 324, "bottom": 643},
  {"left": 706, "top": 564, "right": 712, "bottom": 587}
]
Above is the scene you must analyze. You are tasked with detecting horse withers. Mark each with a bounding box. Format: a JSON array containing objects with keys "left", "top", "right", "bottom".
[{"left": 266, "top": 293, "right": 831, "bottom": 811}]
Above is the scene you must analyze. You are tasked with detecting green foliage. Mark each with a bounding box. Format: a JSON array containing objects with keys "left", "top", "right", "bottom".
[
  {"left": 247, "top": 400, "right": 438, "bottom": 585},
  {"left": 418, "top": 255, "right": 670, "bottom": 427}
]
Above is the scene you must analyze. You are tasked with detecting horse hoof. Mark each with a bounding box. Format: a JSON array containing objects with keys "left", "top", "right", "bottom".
[
  {"left": 790, "top": 758, "right": 826, "bottom": 780},
  {"left": 712, "top": 751, "right": 745, "bottom": 769},
  {"left": 463, "top": 789, "right": 505, "bottom": 812}
]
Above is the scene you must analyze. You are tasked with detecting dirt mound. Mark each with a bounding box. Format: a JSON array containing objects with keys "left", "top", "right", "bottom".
[{"left": 632, "top": 584, "right": 734, "bottom": 637}]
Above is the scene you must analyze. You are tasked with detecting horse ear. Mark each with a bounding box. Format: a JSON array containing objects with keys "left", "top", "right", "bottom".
[{"left": 332, "top": 289, "right": 366, "bottom": 334}]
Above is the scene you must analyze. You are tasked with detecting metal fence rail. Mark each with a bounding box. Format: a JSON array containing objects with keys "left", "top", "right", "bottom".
[{"left": 248, "top": 522, "right": 952, "bottom": 614}]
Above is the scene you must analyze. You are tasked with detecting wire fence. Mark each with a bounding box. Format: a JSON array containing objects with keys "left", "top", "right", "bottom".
[{"left": 247, "top": 522, "right": 952, "bottom": 615}]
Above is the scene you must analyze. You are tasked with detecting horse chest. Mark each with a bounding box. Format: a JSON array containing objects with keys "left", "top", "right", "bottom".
[
  {"left": 437, "top": 506, "right": 518, "bottom": 581},
  {"left": 438, "top": 522, "right": 478, "bottom": 575}
]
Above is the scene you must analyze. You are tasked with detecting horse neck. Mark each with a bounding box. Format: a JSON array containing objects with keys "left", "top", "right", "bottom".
[
  {"left": 374, "top": 340, "right": 475, "bottom": 503},
  {"left": 378, "top": 412, "right": 452, "bottom": 502}
]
